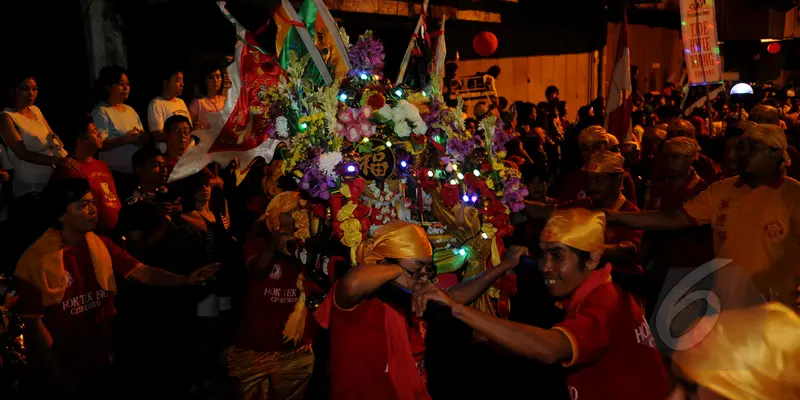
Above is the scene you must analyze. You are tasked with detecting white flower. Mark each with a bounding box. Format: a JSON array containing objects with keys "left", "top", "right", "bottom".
[
  {"left": 394, "top": 120, "right": 411, "bottom": 137},
  {"left": 377, "top": 105, "right": 394, "bottom": 120},
  {"left": 412, "top": 121, "right": 427, "bottom": 135},
  {"left": 275, "top": 116, "right": 289, "bottom": 138},
  {"left": 319, "top": 152, "right": 343, "bottom": 178}
]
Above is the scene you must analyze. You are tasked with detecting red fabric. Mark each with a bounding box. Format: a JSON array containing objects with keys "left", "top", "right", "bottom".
[
  {"left": 53, "top": 158, "right": 121, "bottom": 234},
  {"left": 440, "top": 184, "right": 459, "bottom": 207},
  {"left": 319, "top": 284, "right": 429, "bottom": 400},
  {"left": 605, "top": 12, "right": 632, "bottom": 143},
  {"left": 555, "top": 264, "right": 670, "bottom": 400},
  {"left": 557, "top": 170, "right": 638, "bottom": 207},
  {"left": 16, "top": 237, "right": 141, "bottom": 382},
  {"left": 560, "top": 198, "right": 642, "bottom": 275},
  {"left": 233, "top": 256, "right": 305, "bottom": 352}
]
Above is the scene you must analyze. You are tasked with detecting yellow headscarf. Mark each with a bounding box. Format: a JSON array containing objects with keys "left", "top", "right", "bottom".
[
  {"left": 673, "top": 303, "right": 800, "bottom": 400},
  {"left": 264, "top": 192, "right": 300, "bottom": 232},
  {"left": 353, "top": 220, "right": 433, "bottom": 265},
  {"left": 664, "top": 137, "right": 701, "bottom": 159},
  {"left": 749, "top": 105, "right": 780, "bottom": 124},
  {"left": 578, "top": 125, "right": 608, "bottom": 146},
  {"left": 540, "top": 208, "right": 605, "bottom": 253},
  {"left": 742, "top": 124, "right": 792, "bottom": 166},
  {"left": 667, "top": 119, "right": 696, "bottom": 138},
  {"left": 583, "top": 150, "right": 625, "bottom": 174}
]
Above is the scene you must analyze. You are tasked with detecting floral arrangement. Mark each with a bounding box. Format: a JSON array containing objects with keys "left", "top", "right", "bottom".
[
  {"left": 376, "top": 100, "right": 428, "bottom": 138},
  {"left": 337, "top": 106, "right": 376, "bottom": 143},
  {"left": 348, "top": 30, "right": 385, "bottom": 79}
]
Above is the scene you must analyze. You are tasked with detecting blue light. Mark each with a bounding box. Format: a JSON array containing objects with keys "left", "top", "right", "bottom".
[
  {"left": 462, "top": 194, "right": 469, "bottom": 202},
  {"left": 458, "top": 248, "right": 466, "bottom": 256},
  {"left": 346, "top": 165, "right": 357, "bottom": 173},
  {"left": 394, "top": 89, "right": 403, "bottom": 97},
  {"left": 400, "top": 160, "right": 408, "bottom": 168},
  {"left": 339, "top": 93, "right": 348, "bottom": 101},
  {"left": 360, "top": 73, "right": 369, "bottom": 80}
]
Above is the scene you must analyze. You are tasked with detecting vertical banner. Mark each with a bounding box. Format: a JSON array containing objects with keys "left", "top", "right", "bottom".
[{"left": 679, "top": 0, "right": 723, "bottom": 85}]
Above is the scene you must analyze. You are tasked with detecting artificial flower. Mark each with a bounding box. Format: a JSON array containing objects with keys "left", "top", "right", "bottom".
[
  {"left": 395, "top": 120, "right": 412, "bottom": 137},
  {"left": 275, "top": 116, "right": 289, "bottom": 138},
  {"left": 319, "top": 152, "right": 343, "bottom": 178},
  {"left": 340, "top": 218, "right": 364, "bottom": 247}
]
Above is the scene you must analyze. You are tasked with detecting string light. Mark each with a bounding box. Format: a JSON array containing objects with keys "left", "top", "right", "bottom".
[
  {"left": 360, "top": 73, "right": 369, "bottom": 80},
  {"left": 394, "top": 89, "right": 403, "bottom": 97},
  {"left": 450, "top": 179, "right": 458, "bottom": 185},
  {"left": 457, "top": 172, "right": 464, "bottom": 180},
  {"left": 427, "top": 170, "right": 434, "bottom": 177},
  {"left": 300, "top": 122, "right": 308, "bottom": 130},
  {"left": 422, "top": 91, "right": 428, "bottom": 97},
  {"left": 482, "top": 232, "right": 489, "bottom": 239},
  {"left": 471, "top": 195, "right": 478, "bottom": 203},
  {"left": 400, "top": 160, "right": 408, "bottom": 168},
  {"left": 339, "top": 93, "right": 348, "bottom": 101},
  {"left": 458, "top": 248, "right": 466, "bottom": 256},
  {"left": 452, "top": 165, "right": 458, "bottom": 171},
  {"left": 362, "top": 137, "right": 370, "bottom": 143},
  {"left": 473, "top": 169, "right": 481, "bottom": 177},
  {"left": 346, "top": 165, "right": 357, "bottom": 173},
  {"left": 462, "top": 194, "right": 469, "bottom": 202},
  {"left": 386, "top": 141, "right": 392, "bottom": 147}
]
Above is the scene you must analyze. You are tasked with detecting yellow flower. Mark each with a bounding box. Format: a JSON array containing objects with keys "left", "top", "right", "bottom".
[
  {"left": 496, "top": 151, "right": 507, "bottom": 159},
  {"left": 492, "top": 161, "right": 504, "bottom": 171},
  {"left": 499, "top": 170, "right": 505, "bottom": 178},
  {"left": 340, "top": 218, "right": 363, "bottom": 247},
  {"left": 487, "top": 179, "right": 495, "bottom": 190},
  {"left": 496, "top": 191, "right": 504, "bottom": 197}
]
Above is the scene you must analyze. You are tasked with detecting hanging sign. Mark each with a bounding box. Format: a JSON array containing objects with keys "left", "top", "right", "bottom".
[{"left": 679, "top": 0, "right": 723, "bottom": 85}]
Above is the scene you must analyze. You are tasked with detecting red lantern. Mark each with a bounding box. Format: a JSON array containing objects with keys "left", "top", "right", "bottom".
[
  {"left": 473, "top": 32, "right": 498, "bottom": 57},
  {"left": 767, "top": 42, "right": 781, "bottom": 54}
]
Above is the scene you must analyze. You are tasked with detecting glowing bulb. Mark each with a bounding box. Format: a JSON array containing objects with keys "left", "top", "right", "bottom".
[
  {"left": 300, "top": 122, "right": 308, "bottom": 130},
  {"left": 433, "top": 135, "right": 441, "bottom": 143},
  {"left": 462, "top": 194, "right": 470, "bottom": 202},
  {"left": 473, "top": 169, "right": 481, "bottom": 177},
  {"left": 458, "top": 248, "right": 466, "bottom": 256},
  {"left": 400, "top": 160, "right": 408, "bottom": 168},
  {"left": 339, "top": 93, "right": 348, "bottom": 101},
  {"left": 457, "top": 172, "right": 464, "bottom": 180},
  {"left": 422, "top": 91, "right": 428, "bottom": 97},
  {"left": 362, "top": 137, "right": 370, "bottom": 143},
  {"left": 452, "top": 165, "right": 458, "bottom": 171},
  {"left": 360, "top": 73, "right": 369, "bottom": 80},
  {"left": 394, "top": 89, "right": 403, "bottom": 97},
  {"left": 386, "top": 141, "right": 392, "bottom": 147},
  {"left": 346, "top": 165, "right": 357, "bottom": 173},
  {"left": 373, "top": 74, "right": 380, "bottom": 80},
  {"left": 451, "top": 179, "right": 458, "bottom": 185},
  {"left": 452, "top": 249, "right": 459, "bottom": 255},
  {"left": 471, "top": 195, "right": 478, "bottom": 203},
  {"left": 427, "top": 170, "right": 434, "bottom": 177},
  {"left": 482, "top": 232, "right": 489, "bottom": 239}
]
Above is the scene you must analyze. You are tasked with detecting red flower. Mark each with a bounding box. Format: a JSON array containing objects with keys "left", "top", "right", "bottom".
[
  {"left": 441, "top": 185, "right": 460, "bottom": 207},
  {"left": 366, "top": 92, "right": 386, "bottom": 110}
]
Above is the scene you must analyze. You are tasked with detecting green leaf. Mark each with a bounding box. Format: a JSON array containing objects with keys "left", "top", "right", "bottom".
[{"left": 358, "top": 142, "right": 374, "bottom": 153}]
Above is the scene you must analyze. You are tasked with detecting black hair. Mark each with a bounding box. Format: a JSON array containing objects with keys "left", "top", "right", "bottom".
[
  {"left": 132, "top": 146, "right": 162, "bottom": 171},
  {"left": 445, "top": 62, "right": 459, "bottom": 78},
  {"left": 94, "top": 65, "right": 128, "bottom": 103},
  {"left": 498, "top": 96, "right": 509, "bottom": 110},
  {"left": 42, "top": 178, "right": 91, "bottom": 229},
  {"left": 164, "top": 114, "right": 192, "bottom": 133},
  {"left": 545, "top": 85, "right": 559, "bottom": 98},
  {"left": 487, "top": 65, "right": 501, "bottom": 78},
  {"left": 196, "top": 62, "right": 224, "bottom": 97},
  {"left": 65, "top": 113, "right": 95, "bottom": 153},
  {"left": 180, "top": 168, "right": 214, "bottom": 212},
  {"left": 277, "top": 175, "right": 298, "bottom": 192},
  {"left": 520, "top": 162, "right": 549, "bottom": 184},
  {"left": 565, "top": 245, "right": 592, "bottom": 270},
  {"left": 160, "top": 64, "right": 183, "bottom": 83},
  {"left": 4, "top": 71, "right": 37, "bottom": 108},
  {"left": 656, "top": 104, "right": 679, "bottom": 121}
]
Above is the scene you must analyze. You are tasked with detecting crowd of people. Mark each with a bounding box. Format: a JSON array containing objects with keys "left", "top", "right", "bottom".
[{"left": 0, "top": 58, "right": 798, "bottom": 400}]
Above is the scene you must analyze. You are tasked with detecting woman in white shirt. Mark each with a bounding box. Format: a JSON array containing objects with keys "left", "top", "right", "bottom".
[
  {"left": 0, "top": 74, "right": 76, "bottom": 198},
  {"left": 92, "top": 65, "right": 144, "bottom": 175},
  {"left": 189, "top": 64, "right": 227, "bottom": 131}
]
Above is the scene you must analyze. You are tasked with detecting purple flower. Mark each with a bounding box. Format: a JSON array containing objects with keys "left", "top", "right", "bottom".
[{"left": 348, "top": 33, "right": 385, "bottom": 75}]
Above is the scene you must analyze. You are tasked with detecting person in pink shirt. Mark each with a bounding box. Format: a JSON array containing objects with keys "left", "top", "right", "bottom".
[
  {"left": 189, "top": 64, "right": 227, "bottom": 131},
  {"left": 52, "top": 114, "right": 121, "bottom": 235}
]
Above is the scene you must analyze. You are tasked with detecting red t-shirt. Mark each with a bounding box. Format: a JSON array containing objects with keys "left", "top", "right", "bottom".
[
  {"left": 328, "top": 290, "right": 426, "bottom": 400},
  {"left": 558, "top": 170, "right": 638, "bottom": 206},
  {"left": 16, "top": 236, "right": 142, "bottom": 382},
  {"left": 554, "top": 265, "right": 670, "bottom": 400},
  {"left": 234, "top": 255, "right": 304, "bottom": 352},
  {"left": 53, "top": 158, "right": 121, "bottom": 234},
  {"left": 560, "top": 195, "right": 643, "bottom": 275}
]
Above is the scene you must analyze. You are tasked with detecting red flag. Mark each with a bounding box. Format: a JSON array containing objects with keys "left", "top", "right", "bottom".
[{"left": 605, "top": 9, "right": 633, "bottom": 143}]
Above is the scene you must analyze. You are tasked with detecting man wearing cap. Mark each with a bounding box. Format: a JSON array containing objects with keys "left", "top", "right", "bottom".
[
  {"left": 749, "top": 104, "right": 800, "bottom": 179},
  {"left": 609, "top": 124, "right": 800, "bottom": 308},
  {"left": 558, "top": 126, "right": 638, "bottom": 205},
  {"left": 527, "top": 151, "right": 642, "bottom": 279},
  {"left": 641, "top": 137, "right": 714, "bottom": 314},
  {"left": 413, "top": 208, "right": 671, "bottom": 400},
  {"left": 15, "top": 178, "right": 218, "bottom": 398},
  {"left": 659, "top": 119, "right": 720, "bottom": 184}
]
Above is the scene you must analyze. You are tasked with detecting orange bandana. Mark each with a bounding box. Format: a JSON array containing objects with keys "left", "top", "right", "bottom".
[
  {"left": 353, "top": 220, "right": 432, "bottom": 264},
  {"left": 583, "top": 150, "right": 625, "bottom": 174},
  {"left": 541, "top": 208, "right": 605, "bottom": 253}
]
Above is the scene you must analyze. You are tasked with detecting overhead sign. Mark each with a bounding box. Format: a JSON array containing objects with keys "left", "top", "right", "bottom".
[{"left": 679, "top": 0, "right": 723, "bottom": 85}]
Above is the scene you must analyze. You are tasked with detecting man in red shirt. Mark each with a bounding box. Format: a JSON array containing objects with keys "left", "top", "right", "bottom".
[
  {"left": 413, "top": 208, "right": 671, "bottom": 400},
  {"left": 15, "top": 178, "right": 218, "bottom": 399},
  {"left": 559, "top": 125, "right": 638, "bottom": 205},
  {"left": 52, "top": 114, "right": 121, "bottom": 234}
]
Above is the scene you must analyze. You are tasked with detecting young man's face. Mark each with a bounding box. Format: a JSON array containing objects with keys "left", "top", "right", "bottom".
[
  {"left": 138, "top": 155, "right": 168, "bottom": 188},
  {"left": 164, "top": 72, "right": 184, "bottom": 97},
  {"left": 80, "top": 122, "right": 103, "bottom": 152},
  {"left": 538, "top": 242, "right": 595, "bottom": 298},
  {"left": 526, "top": 176, "right": 549, "bottom": 202},
  {"left": 740, "top": 138, "right": 782, "bottom": 176},
  {"left": 586, "top": 172, "right": 621, "bottom": 201},
  {"left": 397, "top": 256, "right": 435, "bottom": 288},
  {"left": 664, "top": 148, "right": 694, "bottom": 178},
  {"left": 60, "top": 192, "right": 98, "bottom": 233}
]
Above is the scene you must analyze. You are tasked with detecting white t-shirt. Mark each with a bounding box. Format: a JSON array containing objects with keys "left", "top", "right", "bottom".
[
  {"left": 92, "top": 102, "right": 144, "bottom": 174},
  {"left": 147, "top": 96, "right": 190, "bottom": 132},
  {"left": 1, "top": 106, "right": 67, "bottom": 197}
]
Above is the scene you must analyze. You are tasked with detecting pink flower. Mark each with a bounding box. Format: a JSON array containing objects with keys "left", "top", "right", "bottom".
[
  {"left": 361, "top": 106, "right": 373, "bottom": 120},
  {"left": 339, "top": 111, "right": 354, "bottom": 124},
  {"left": 345, "top": 125, "right": 361, "bottom": 142},
  {"left": 359, "top": 121, "right": 373, "bottom": 137}
]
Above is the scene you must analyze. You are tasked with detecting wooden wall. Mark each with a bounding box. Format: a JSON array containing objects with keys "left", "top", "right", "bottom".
[
  {"left": 605, "top": 23, "right": 683, "bottom": 93},
  {"left": 457, "top": 53, "right": 596, "bottom": 116}
]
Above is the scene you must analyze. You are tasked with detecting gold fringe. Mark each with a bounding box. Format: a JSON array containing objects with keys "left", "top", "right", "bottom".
[{"left": 282, "top": 274, "right": 307, "bottom": 345}]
